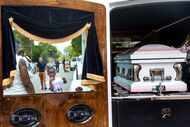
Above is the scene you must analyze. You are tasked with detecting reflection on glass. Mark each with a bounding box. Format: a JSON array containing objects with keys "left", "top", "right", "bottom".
[{"left": 3, "top": 29, "right": 92, "bottom": 95}]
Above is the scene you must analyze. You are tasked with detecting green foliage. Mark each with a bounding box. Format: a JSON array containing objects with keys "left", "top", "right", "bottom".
[
  {"left": 64, "top": 44, "right": 82, "bottom": 61},
  {"left": 13, "top": 30, "right": 33, "bottom": 58},
  {"left": 32, "top": 43, "right": 62, "bottom": 62},
  {"left": 13, "top": 30, "right": 63, "bottom": 62},
  {"left": 64, "top": 35, "right": 82, "bottom": 60},
  {"left": 31, "top": 45, "right": 41, "bottom": 62},
  {"left": 55, "top": 50, "right": 63, "bottom": 61},
  {"left": 71, "top": 35, "right": 82, "bottom": 55},
  {"left": 13, "top": 30, "right": 83, "bottom": 63}
]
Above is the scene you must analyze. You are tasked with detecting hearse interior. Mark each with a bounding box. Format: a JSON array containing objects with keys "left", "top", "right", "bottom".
[{"left": 110, "top": 0, "right": 190, "bottom": 127}]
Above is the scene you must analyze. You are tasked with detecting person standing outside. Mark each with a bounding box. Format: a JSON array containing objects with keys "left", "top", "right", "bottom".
[
  {"left": 55, "top": 60, "right": 60, "bottom": 72},
  {"left": 37, "top": 57, "right": 47, "bottom": 90},
  {"left": 62, "top": 58, "right": 65, "bottom": 72}
]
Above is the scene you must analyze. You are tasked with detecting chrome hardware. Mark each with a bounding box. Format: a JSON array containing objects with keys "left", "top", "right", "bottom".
[
  {"left": 10, "top": 108, "right": 41, "bottom": 127},
  {"left": 66, "top": 104, "right": 94, "bottom": 124},
  {"left": 161, "top": 107, "right": 172, "bottom": 120}
]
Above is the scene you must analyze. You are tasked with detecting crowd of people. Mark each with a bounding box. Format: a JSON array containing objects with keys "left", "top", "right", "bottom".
[
  {"left": 37, "top": 57, "right": 68, "bottom": 92},
  {"left": 17, "top": 50, "right": 69, "bottom": 93}
]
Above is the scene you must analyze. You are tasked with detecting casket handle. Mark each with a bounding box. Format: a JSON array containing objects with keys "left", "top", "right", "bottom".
[{"left": 161, "top": 107, "right": 172, "bottom": 120}]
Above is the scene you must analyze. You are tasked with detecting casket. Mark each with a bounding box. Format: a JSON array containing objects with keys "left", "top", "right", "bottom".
[{"left": 114, "top": 44, "right": 187, "bottom": 93}]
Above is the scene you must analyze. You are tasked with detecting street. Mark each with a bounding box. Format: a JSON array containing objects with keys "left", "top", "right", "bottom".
[
  {"left": 33, "top": 64, "right": 74, "bottom": 93},
  {"left": 4, "top": 64, "right": 74, "bottom": 95},
  {"left": 4, "top": 63, "right": 92, "bottom": 95}
]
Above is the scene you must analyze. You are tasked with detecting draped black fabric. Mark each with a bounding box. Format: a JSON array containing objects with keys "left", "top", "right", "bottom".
[
  {"left": 2, "top": 6, "right": 103, "bottom": 79},
  {"left": 82, "top": 24, "right": 103, "bottom": 78},
  {"left": 2, "top": 9, "right": 16, "bottom": 79}
]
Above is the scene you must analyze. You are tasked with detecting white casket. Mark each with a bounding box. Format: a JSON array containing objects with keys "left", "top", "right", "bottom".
[{"left": 114, "top": 44, "right": 187, "bottom": 93}]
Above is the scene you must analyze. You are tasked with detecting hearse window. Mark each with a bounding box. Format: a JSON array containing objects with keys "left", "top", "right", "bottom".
[
  {"left": 2, "top": 6, "right": 103, "bottom": 95},
  {"left": 150, "top": 68, "right": 164, "bottom": 81}
]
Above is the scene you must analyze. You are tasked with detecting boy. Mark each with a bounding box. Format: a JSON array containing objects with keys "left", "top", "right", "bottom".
[{"left": 37, "top": 57, "right": 47, "bottom": 90}]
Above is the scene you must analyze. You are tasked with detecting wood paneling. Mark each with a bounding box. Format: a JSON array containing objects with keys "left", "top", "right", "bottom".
[
  {"left": 1, "top": 95, "right": 44, "bottom": 127},
  {"left": 0, "top": 1, "right": 108, "bottom": 127}
]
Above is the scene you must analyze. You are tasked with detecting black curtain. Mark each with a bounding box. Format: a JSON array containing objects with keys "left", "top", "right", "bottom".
[
  {"left": 2, "top": 6, "right": 103, "bottom": 79},
  {"left": 2, "top": 8, "right": 16, "bottom": 79},
  {"left": 82, "top": 24, "right": 103, "bottom": 78}
]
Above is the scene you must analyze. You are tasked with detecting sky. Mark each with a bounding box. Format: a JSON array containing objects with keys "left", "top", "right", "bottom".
[
  {"left": 52, "top": 41, "right": 71, "bottom": 55},
  {"left": 34, "top": 40, "right": 72, "bottom": 55}
]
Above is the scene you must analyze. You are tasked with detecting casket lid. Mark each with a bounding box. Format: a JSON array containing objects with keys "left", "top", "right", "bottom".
[{"left": 115, "top": 44, "right": 187, "bottom": 61}]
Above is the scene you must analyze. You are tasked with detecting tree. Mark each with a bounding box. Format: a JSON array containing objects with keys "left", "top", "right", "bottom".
[
  {"left": 71, "top": 35, "right": 82, "bottom": 55},
  {"left": 64, "top": 46, "right": 78, "bottom": 60},
  {"left": 31, "top": 45, "right": 41, "bottom": 62},
  {"left": 13, "top": 30, "right": 33, "bottom": 58},
  {"left": 13, "top": 30, "right": 64, "bottom": 62},
  {"left": 64, "top": 35, "right": 83, "bottom": 60},
  {"left": 32, "top": 43, "right": 62, "bottom": 62}
]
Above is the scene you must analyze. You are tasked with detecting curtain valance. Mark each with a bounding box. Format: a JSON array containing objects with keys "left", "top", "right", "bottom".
[{"left": 9, "top": 17, "right": 91, "bottom": 44}]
